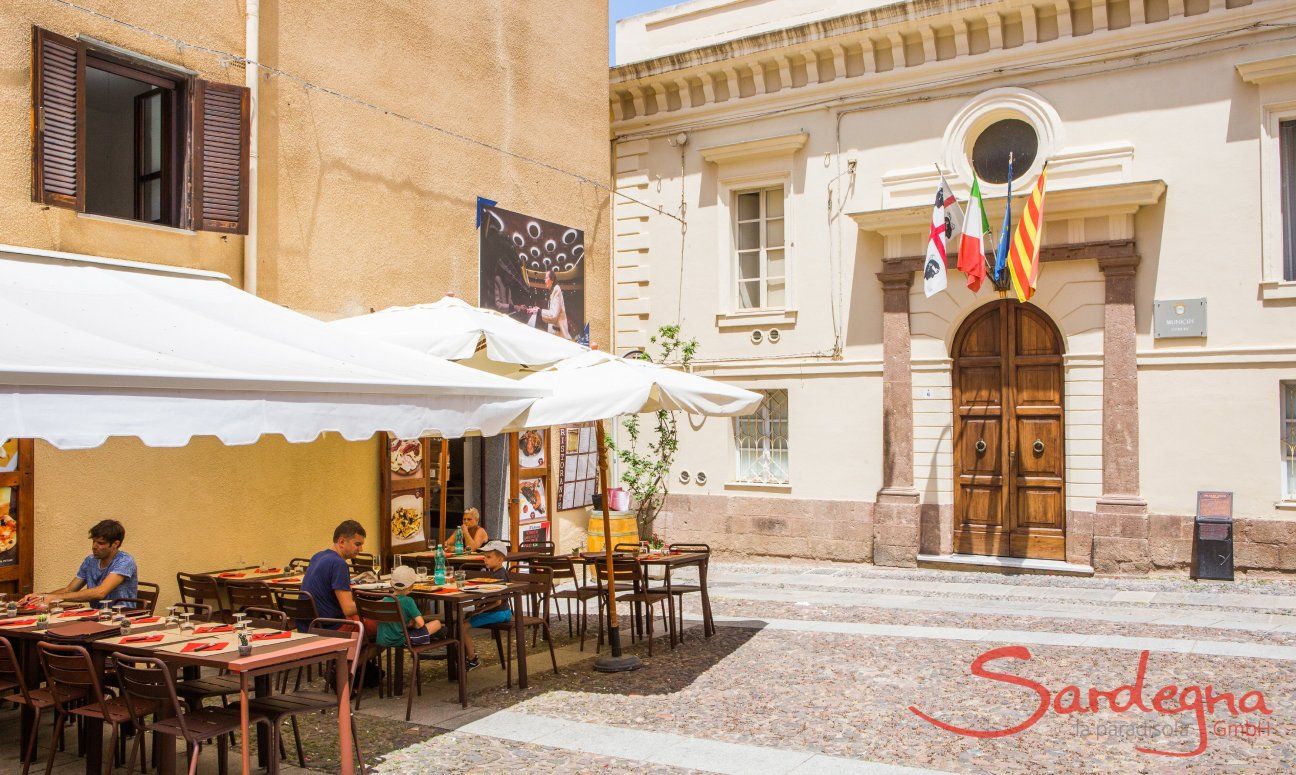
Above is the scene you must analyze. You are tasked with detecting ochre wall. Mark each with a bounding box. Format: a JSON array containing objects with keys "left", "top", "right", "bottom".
[{"left": 1, "top": 0, "right": 611, "bottom": 600}]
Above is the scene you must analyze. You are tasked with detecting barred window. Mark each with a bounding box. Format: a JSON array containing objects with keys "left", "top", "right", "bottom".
[
  {"left": 734, "top": 389, "right": 789, "bottom": 484},
  {"left": 1284, "top": 382, "right": 1296, "bottom": 500}
]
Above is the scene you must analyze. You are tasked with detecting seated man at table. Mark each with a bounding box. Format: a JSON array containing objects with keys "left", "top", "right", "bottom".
[
  {"left": 21, "top": 519, "right": 138, "bottom": 609},
  {"left": 460, "top": 540, "right": 511, "bottom": 671},
  {"left": 377, "top": 565, "right": 443, "bottom": 648},
  {"left": 300, "top": 520, "right": 367, "bottom": 629},
  {"left": 441, "top": 507, "right": 489, "bottom": 553}
]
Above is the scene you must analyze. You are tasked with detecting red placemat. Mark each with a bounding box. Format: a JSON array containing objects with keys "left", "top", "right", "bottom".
[
  {"left": 180, "top": 641, "right": 227, "bottom": 653},
  {"left": 0, "top": 618, "right": 37, "bottom": 627},
  {"left": 256, "top": 568, "right": 282, "bottom": 574},
  {"left": 195, "top": 624, "right": 233, "bottom": 634},
  {"left": 120, "top": 634, "right": 164, "bottom": 644},
  {"left": 217, "top": 572, "right": 246, "bottom": 579},
  {"left": 250, "top": 631, "right": 291, "bottom": 642},
  {"left": 132, "top": 616, "right": 161, "bottom": 624}
]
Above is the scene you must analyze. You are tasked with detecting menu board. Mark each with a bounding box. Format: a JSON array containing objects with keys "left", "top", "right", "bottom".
[
  {"left": 0, "top": 487, "right": 16, "bottom": 568},
  {"left": 515, "top": 430, "right": 553, "bottom": 537},
  {"left": 0, "top": 440, "right": 31, "bottom": 592},
  {"left": 558, "top": 423, "right": 598, "bottom": 510},
  {"left": 379, "top": 435, "right": 443, "bottom": 560}
]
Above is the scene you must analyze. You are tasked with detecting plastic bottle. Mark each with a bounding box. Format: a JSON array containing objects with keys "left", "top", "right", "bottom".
[
  {"left": 454, "top": 525, "right": 464, "bottom": 555},
  {"left": 434, "top": 544, "right": 447, "bottom": 585}
]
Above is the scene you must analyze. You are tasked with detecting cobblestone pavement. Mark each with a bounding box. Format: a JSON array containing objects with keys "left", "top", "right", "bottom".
[{"left": 12, "top": 559, "right": 1291, "bottom": 773}]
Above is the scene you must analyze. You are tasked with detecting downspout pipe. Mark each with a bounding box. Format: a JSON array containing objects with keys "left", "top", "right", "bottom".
[{"left": 243, "top": 0, "right": 259, "bottom": 294}]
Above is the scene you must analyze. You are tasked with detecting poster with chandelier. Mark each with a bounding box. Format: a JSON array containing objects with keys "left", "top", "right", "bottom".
[{"left": 479, "top": 204, "right": 585, "bottom": 341}]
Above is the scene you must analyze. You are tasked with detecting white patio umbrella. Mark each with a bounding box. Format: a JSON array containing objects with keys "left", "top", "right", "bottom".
[{"left": 328, "top": 295, "right": 586, "bottom": 376}]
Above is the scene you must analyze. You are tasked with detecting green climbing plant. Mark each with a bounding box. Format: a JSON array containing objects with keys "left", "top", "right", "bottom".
[{"left": 606, "top": 324, "right": 698, "bottom": 541}]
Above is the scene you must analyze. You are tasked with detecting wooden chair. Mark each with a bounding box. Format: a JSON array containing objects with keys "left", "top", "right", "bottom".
[
  {"left": 175, "top": 572, "right": 222, "bottom": 611},
  {"left": 38, "top": 641, "right": 156, "bottom": 775},
  {"left": 657, "top": 543, "right": 709, "bottom": 641},
  {"left": 548, "top": 557, "right": 601, "bottom": 650},
  {"left": 166, "top": 602, "right": 213, "bottom": 623},
  {"left": 1, "top": 636, "right": 81, "bottom": 775},
  {"left": 224, "top": 580, "right": 274, "bottom": 614},
  {"left": 114, "top": 653, "right": 272, "bottom": 775},
  {"left": 242, "top": 619, "right": 368, "bottom": 774},
  {"left": 479, "top": 568, "right": 560, "bottom": 687},
  {"left": 135, "top": 582, "right": 161, "bottom": 615},
  {"left": 354, "top": 592, "right": 464, "bottom": 717},
  {"left": 350, "top": 553, "right": 378, "bottom": 574},
  {"left": 594, "top": 561, "right": 674, "bottom": 656},
  {"left": 519, "top": 540, "right": 555, "bottom": 556},
  {"left": 271, "top": 589, "right": 318, "bottom": 630},
  {"left": 286, "top": 557, "right": 312, "bottom": 572}
]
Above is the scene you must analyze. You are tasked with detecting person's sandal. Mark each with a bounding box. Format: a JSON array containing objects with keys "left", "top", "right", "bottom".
[{"left": 466, "top": 656, "right": 480, "bottom": 671}]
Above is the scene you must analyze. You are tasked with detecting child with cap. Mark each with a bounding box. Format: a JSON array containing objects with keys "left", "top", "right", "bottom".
[
  {"left": 462, "top": 540, "right": 512, "bottom": 670},
  {"left": 377, "top": 565, "right": 442, "bottom": 649}
]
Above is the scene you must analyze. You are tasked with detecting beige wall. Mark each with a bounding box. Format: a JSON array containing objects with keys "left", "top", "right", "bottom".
[
  {"left": 612, "top": 0, "right": 1296, "bottom": 539},
  {"left": 2, "top": 0, "right": 610, "bottom": 599}
]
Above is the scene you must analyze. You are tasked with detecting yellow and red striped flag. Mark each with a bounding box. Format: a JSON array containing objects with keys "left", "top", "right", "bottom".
[{"left": 1006, "top": 165, "right": 1048, "bottom": 302}]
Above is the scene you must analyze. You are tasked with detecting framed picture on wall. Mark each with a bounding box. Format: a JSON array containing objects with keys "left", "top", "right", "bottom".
[
  {"left": 389, "top": 490, "right": 427, "bottom": 549},
  {"left": 0, "top": 440, "right": 17, "bottom": 473},
  {"left": 519, "top": 429, "right": 546, "bottom": 469},
  {"left": 519, "top": 477, "right": 548, "bottom": 523},
  {"left": 388, "top": 437, "right": 424, "bottom": 484},
  {"left": 0, "top": 487, "right": 16, "bottom": 569}
]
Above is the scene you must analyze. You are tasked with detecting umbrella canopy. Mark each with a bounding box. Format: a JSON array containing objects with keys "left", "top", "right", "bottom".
[
  {"left": 0, "top": 250, "right": 543, "bottom": 449},
  {"left": 506, "top": 350, "right": 762, "bottom": 429},
  {"left": 328, "top": 295, "right": 586, "bottom": 375}
]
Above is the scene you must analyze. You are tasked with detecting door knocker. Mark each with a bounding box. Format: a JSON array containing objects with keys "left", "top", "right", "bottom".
[
  {"left": 1032, "top": 439, "right": 1045, "bottom": 455},
  {"left": 975, "top": 439, "right": 987, "bottom": 455}
]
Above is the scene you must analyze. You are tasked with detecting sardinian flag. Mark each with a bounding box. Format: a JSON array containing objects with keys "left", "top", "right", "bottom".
[{"left": 923, "top": 177, "right": 964, "bottom": 298}]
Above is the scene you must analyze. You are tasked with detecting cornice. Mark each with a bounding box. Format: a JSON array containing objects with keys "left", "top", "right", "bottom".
[
  {"left": 610, "top": 0, "right": 1291, "bottom": 136},
  {"left": 698, "top": 132, "right": 809, "bottom": 163},
  {"left": 1236, "top": 53, "right": 1296, "bottom": 85},
  {"left": 849, "top": 180, "right": 1166, "bottom": 235}
]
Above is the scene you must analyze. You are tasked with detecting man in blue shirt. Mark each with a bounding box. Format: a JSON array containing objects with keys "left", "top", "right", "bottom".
[
  {"left": 22, "top": 520, "right": 138, "bottom": 608},
  {"left": 300, "top": 520, "right": 367, "bottom": 628}
]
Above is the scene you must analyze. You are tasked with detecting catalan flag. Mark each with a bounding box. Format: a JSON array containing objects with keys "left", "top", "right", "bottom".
[{"left": 1006, "top": 165, "right": 1048, "bottom": 302}]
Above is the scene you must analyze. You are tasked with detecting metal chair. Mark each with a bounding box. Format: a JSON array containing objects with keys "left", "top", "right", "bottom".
[
  {"left": 271, "top": 589, "right": 318, "bottom": 631},
  {"left": 657, "top": 543, "right": 709, "bottom": 641},
  {"left": 165, "top": 602, "right": 213, "bottom": 623},
  {"left": 479, "top": 568, "right": 560, "bottom": 687},
  {"left": 519, "top": 540, "right": 555, "bottom": 556},
  {"left": 546, "top": 556, "right": 600, "bottom": 649},
  {"left": 114, "top": 653, "right": 271, "bottom": 775},
  {"left": 1, "top": 635, "right": 80, "bottom": 775},
  {"left": 594, "top": 560, "right": 674, "bottom": 656},
  {"left": 175, "top": 573, "right": 222, "bottom": 611},
  {"left": 224, "top": 580, "right": 274, "bottom": 614},
  {"left": 135, "top": 582, "right": 161, "bottom": 615},
  {"left": 38, "top": 641, "right": 155, "bottom": 775},
  {"left": 243, "top": 618, "right": 368, "bottom": 773},
  {"left": 350, "top": 553, "right": 378, "bottom": 574},
  {"left": 286, "top": 557, "right": 312, "bottom": 572},
  {"left": 354, "top": 592, "right": 464, "bottom": 717}
]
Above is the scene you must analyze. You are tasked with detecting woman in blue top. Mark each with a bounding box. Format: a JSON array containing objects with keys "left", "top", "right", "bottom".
[{"left": 21, "top": 520, "right": 138, "bottom": 608}]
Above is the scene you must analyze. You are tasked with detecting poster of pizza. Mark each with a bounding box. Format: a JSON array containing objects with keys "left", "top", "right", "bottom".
[
  {"left": 389, "top": 491, "right": 427, "bottom": 548},
  {"left": 0, "top": 487, "right": 17, "bottom": 568}
]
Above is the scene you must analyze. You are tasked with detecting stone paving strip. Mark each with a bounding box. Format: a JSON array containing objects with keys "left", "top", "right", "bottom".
[
  {"left": 702, "top": 584, "right": 1296, "bottom": 636},
  {"left": 704, "top": 568, "right": 1296, "bottom": 612},
  {"left": 695, "top": 614, "right": 1296, "bottom": 661}
]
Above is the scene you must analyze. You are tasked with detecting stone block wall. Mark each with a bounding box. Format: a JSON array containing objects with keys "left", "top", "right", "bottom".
[{"left": 656, "top": 493, "right": 874, "bottom": 562}]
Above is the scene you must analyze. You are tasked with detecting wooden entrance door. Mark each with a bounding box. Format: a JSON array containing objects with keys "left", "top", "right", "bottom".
[{"left": 952, "top": 301, "right": 1066, "bottom": 560}]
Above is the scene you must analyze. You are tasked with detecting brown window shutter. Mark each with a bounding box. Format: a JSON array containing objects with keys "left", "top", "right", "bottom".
[
  {"left": 30, "top": 26, "right": 85, "bottom": 210},
  {"left": 192, "top": 79, "right": 250, "bottom": 234}
]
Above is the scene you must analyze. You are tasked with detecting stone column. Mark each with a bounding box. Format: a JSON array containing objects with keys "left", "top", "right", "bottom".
[
  {"left": 873, "top": 269, "right": 921, "bottom": 567},
  {"left": 1093, "top": 254, "right": 1150, "bottom": 573}
]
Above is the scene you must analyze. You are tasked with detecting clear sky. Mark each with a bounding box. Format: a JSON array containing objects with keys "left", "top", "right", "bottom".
[{"left": 610, "top": 0, "right": 680, "bottom": 64}]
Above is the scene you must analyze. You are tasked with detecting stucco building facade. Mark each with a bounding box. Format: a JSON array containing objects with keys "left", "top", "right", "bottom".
[
  {"left": 611, "top": 0, "right": 1296, "bottom": 574},
  {"left": 2, "top": 0, "right": 610, "bottom": 595}
]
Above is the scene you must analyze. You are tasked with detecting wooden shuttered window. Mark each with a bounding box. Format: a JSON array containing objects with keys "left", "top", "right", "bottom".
[
  {"left": 30, "top": 27, "right": 84, "bottom": 209},
  {"left": 192, "top": 80, "right": 251, "bottom": 234}
]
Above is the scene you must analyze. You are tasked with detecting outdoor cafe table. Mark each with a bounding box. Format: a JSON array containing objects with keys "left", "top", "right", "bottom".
[
  {"left": 0, "top": 612, "right": 355, "bottom": 775},
  {"left": 574, "top": 551, "right": 715, "bottom": 641},
  {"left": 396, "top": 549, "right": 543, "bottom": 566},
  {"left": 406, "top": 579, "right": 533, "bottom": 697}
]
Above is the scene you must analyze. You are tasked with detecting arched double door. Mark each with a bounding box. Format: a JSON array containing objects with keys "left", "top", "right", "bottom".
[{"left": 951, "top": 301, "right": 1066, "bottom": 560}]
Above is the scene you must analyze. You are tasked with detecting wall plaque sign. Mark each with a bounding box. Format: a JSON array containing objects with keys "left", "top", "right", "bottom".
[{"left": 1153, "top": 298, "right": 1207, "bottom": 339}]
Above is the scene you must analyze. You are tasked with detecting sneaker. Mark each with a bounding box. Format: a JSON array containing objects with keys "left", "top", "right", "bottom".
[{"left": 466, "top": 657, "right": 480, "bottom": 672}]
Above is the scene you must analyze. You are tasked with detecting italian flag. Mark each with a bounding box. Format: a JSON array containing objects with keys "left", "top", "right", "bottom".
[{"left": 956, "top": 176, "right": 990, "bottom": 293}]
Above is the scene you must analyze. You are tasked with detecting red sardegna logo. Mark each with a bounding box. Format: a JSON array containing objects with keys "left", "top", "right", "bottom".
[{"left": 908, "top": 646, "right": 1273, "bottom": 757}]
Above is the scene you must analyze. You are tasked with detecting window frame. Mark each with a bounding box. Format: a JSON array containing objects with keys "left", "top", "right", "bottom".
[
  {"left": 733, "top": 388, "right": 790, "bottom": 485},
  {"left": 1281, "top": 119, "right": 1296, "bottom": 283},
  {"left": 1259, "top": 98, "right": 1296, "bottom": 298},
  {"left": 730, "top": 183, "right": 788, "bottom": 312},
  {"left": 1283, "top": 382, "right": 1296, "bottom": 504}
]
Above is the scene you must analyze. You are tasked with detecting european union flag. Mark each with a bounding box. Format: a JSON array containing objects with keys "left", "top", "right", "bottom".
[{"left": 993, "top": 154, "right": 1014, "bottom": 283}]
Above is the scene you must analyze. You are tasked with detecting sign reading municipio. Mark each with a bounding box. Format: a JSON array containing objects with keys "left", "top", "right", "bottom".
[{"left": 1153, "top": 298, "right": 1207, "bottom": 339}]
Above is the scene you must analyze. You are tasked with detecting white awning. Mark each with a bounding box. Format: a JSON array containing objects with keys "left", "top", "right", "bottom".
[{"left": 0, "top": 247, "right": 544, "bottom": 449}]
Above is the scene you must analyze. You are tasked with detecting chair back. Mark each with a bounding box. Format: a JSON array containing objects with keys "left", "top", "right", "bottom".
[
  {"left": 308, "top": 618, "right": 365, "bottom": 686},
  {"left": 242, "top": 607, "right": 289, "bottom": 630},
  {"left": 226, "top": 579, "right": 274, "bottom": 612},
  {"left": 176, "top": 572, "right": 221, "bottom": 607},
  {"left": 107, "top": 598, "right": 151, "bottom": 616},
  {"left": 112, "top": 655, "right": 189, "bottom": 737},
  {"left": 508, "top": 567, "right": 554, "bottom": 619},
  {"left": 520, "top": 540, "right": 555, "bottom": 556},
  {"left": 166, "top": 602, "right": 213, "bottom": 622},
  {"left": 0, "top": 636, "right": 31, "bottom": 699},
  {"left": 272, "top": 589, "right": 318, "bottom": 624},
  {"left": 613, "top": 542, "right": 642, "bottom": 553},
  {"left": 352, "top": 591, "right": 406, "bottom": 626},
  {"left": 668, "top": 543, "right": 710, "bottom": 555},
  {"left": 350, "top": 553, "right": 378, "bottom": 574},
  {"left": 287, "top": 557, "right": 312, "bottom": 571},
  {"left": 593, "top": 559, "right": 638, "bottom": 588},
  {"left": 136, "top": 581, "right": 161, "bottom": 614},
  {"left": 37, "top": 642, "right": 109, "bottom": 716},
  {"left": 528, "top": 555, "right": 576, "bottom": 579}
]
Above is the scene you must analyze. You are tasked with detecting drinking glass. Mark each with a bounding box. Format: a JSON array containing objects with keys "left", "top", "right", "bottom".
[
  {"left": 455, "top": 571, "right": 466, "bottom": 587},
  {"left": 49, "top": 602, "right": 64, "bottom": 618},
  {"left": 416, "top": 566, "right": 429, "bottom": 584},
  {"left": 97, "top": 605, "right": 113, "bottom": 624},
  {"left": 165, "top": 606, "right": 179, "bottom": 627},
  {"left": 233, "top": 612, "right": 248, "bottom": 628},
  {"left": 180, "top": 612, "right": 194, "bottom": 632}
]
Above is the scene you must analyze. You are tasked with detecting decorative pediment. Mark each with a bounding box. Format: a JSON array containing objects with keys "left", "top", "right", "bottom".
[
  {"left": 1237, "top": 54, "right": 1296, "bottom": 85},
  {"left": 698, "top": 132, "right": 808, "bottom": 164}
]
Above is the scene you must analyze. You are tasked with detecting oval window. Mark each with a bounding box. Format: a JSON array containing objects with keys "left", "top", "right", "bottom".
[{"left": 971, "top": 118, "right": 1038, "bottom": 184}]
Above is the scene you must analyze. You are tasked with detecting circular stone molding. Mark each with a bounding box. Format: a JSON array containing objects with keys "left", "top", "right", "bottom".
[{"left": 941, "top": 88, "right": 1063, "bottom": 196}]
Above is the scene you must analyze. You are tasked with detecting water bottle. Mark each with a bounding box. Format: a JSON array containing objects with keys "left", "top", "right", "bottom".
[
  {"left": 434, "top": 544, "right": 447, "bottom": 585},
  {"left": 454, "top": 526, "right": 464, "bottom": 555}
]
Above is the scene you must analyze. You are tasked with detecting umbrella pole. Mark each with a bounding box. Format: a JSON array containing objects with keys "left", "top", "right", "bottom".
[
  {"left": 593, "top": 419, "right": 640, "bottom": 672},
  {"left": 508, "top": 432, "right": 521, "bottom": 552},
  {"left": 438, "top": 437, "right": 449, "bottom": 546}
]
